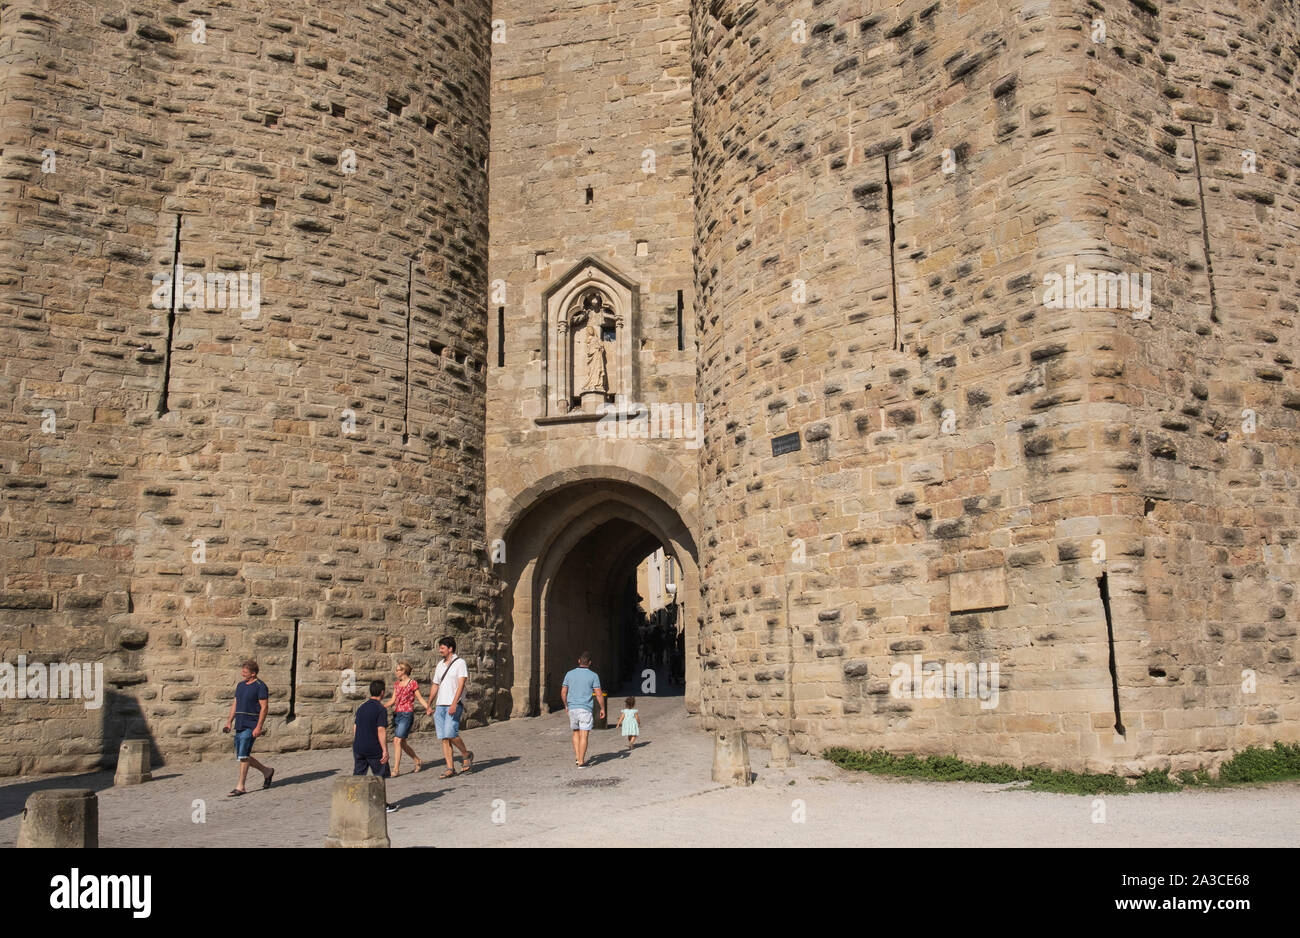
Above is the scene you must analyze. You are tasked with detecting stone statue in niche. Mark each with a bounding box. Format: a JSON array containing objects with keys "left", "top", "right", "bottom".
[
  {"left": 572, "top": 288, "right": 611, "bottom": 395},
  {"left": 584, "top": 319, "right": 607, "bottom": 392}
]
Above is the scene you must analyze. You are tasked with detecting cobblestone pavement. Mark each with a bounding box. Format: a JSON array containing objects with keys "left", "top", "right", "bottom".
[{"left": 2, "top": 693, "right": 1297, "bottom": 847}]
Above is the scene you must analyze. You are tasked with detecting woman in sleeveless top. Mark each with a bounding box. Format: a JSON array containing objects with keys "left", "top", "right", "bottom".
[{"left": 383, "top": 661, "right": 432, "bottom": 775}]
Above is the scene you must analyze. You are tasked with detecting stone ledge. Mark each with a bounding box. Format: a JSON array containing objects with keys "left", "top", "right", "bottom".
[{"left": 534, "top": 413, "right": 605, "bottom": 426}]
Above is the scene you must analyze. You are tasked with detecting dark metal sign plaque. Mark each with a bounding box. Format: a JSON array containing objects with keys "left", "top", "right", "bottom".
[{"left": 771, "top": 431, "right": 802, "bottom": 457}]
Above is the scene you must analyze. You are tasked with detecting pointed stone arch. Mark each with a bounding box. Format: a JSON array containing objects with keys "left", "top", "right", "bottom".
[{"left": 488, "top": 454, "right": 700, "bottom": 719}]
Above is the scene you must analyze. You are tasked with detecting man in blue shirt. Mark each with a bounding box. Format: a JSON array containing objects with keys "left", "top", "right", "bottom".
[
  {"left": 224, "top": 659, "right": 274, "bottom": 796},
  {"left": 561, "top": 652, "right": 605, "bottom": 767}
]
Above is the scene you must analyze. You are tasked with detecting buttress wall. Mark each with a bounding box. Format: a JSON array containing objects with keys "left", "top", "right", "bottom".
[{"left": 1078, "top": 0, "right": 1300, "bottom": 765}]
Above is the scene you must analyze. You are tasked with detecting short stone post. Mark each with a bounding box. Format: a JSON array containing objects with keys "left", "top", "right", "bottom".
[
  {"left": 17, "top": 789, "right": 98, "bottom": 848},
  {"left": 324, "top": 775, "right": 390, "bottom": 848},
  {"left": 768, "top": 734, "right": 793, "bottom": 768},
  {"left": 712, "top": 730, "right": 752, "bottom": 786},
  {"left": 113, "top": 739, "right": 152, "bottom": 786}
]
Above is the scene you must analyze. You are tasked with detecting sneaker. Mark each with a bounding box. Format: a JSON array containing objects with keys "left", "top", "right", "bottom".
[{"left": 385, "top": 803, "right": 398, "bottom": 813}]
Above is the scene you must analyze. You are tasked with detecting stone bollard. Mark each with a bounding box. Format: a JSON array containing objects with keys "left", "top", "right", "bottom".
[
  {"left": 712, "top": 730, "right": 752, "bottom": 786},
  {"left": 768, "top": 734, "right": 793, "bottom": 768},
  {"left": 324, "top": 775, "right": 390, "bottom": 848},
  {"left": 113, "top": 739, "right": 152, "bottom": 786},
  {"left": 17, "top": 789, "right": 98, "bottom": 848}
]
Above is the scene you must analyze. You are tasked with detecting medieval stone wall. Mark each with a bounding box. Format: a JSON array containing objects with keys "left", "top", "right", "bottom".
[
  {"left": 486, "top": 0, "right": 694, "bottom": 482},
  {"left": 692, "top": 0, "right": 1299, "bottom": 771},
  {"left": 485, "top": 0, "right": 698, "bottom": 711},
  {"left": 0, "top": 0, "right": 494, "bottom": 775}
]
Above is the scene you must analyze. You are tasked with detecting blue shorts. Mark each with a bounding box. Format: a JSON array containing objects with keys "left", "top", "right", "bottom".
[
  {"left": 393, "top": 710, "right": 414, "bottom": 739},
  {"left": 435, "top": 703, "right": 463, "bottom": 740},
  {"left": 234, "top": 728, "right": 255, "bottom": 760}
]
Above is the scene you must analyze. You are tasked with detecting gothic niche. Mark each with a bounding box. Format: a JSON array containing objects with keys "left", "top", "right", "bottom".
[{"left": 542, "top": 258, "right": 637, "bottom": 417}]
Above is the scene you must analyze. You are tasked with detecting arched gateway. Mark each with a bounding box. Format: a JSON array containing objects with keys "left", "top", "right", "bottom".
[{"left": 489, "top": 468, "right": 700, "bottom": 720}]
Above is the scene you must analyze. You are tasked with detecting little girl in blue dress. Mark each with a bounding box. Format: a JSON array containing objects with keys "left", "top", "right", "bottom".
[{"left": 616, "top": 696, "right": 640, "bottom": 749}]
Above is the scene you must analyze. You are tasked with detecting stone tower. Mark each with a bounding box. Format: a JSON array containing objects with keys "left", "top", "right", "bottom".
[
  {"left": 693, "top": 0, "right": 1299, "bottom": 772},
  {"left": 0, "top": 1, "right": 494, "bottom": 775}
]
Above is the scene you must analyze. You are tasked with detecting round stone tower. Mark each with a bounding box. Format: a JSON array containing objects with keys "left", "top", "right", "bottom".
[{"left": 0, "top": 1, "right": 494, "bottom": 774}]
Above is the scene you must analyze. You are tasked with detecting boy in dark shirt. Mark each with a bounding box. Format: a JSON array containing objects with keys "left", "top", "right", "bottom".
[
  {"left": 354, "top": 680, "right": 390, "bottom": 776},
  {"left": 353, "top": 680, "right": 396, "bottom": 813}
]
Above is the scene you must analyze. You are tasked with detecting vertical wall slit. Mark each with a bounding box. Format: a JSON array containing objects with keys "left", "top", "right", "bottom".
[
  {"left": 155, "top": 213, "right": 182, "bottom": 416},
  {"left": 1097, "top": 572, "right": 1126, "bottom": 737},
  {"left": 497, "top": 306, "right": 505, "bottom": 367},
  {"left": 286, "top": 619, "right": 300, "bottom": 723},
  {"left": 1189, "top": 125, "right": 1220, "bottom": 324},
  {"left": 883, "top": 155, "right": 901, "bottom": 351},
  {"left": 402, "top": 259, "right": 413, "bottom": 445},
  {"left": 676, "top": 290, "right": 684, "bottom": 351}
]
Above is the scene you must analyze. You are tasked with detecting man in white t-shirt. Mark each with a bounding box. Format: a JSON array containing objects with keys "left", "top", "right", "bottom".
[{"left": 430, "top": 636, "right": 472, "bottom": 778}]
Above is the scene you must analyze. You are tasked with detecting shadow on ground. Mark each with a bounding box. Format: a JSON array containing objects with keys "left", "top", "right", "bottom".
[
  {"left": 261, "top": 768, "right": 337, "bottom": 791},
  {"left": 0, "top": 770, "right": 114, "bottom": 823},
  {"left": 393, "top": 789, "right": 447, "bottom": 810}
]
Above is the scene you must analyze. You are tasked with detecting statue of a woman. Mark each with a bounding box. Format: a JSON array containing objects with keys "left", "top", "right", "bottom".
[{"left": 578, "top": 291, "right": 608, "bottom": 393}]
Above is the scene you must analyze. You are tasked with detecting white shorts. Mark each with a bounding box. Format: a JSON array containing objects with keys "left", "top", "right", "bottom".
[{"left": 568, "top": 708, "right": 594, "bottom": 731}]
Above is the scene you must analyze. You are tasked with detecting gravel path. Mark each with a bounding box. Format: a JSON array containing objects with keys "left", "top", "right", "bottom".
[{"left": 2, "top": 694, "right": 1296, "bottom": 847}]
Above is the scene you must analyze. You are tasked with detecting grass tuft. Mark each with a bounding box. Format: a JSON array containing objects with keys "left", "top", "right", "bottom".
[{"left": 824, "top": 742, "right": 1300, "bottom": 795}]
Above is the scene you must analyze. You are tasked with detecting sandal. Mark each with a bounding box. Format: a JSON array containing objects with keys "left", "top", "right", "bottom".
[
  {"left": 228, "top": 789, "right": 245, "bottom": 797},
  {"left": 459, "top": 751, "right": 473, "bottom": 774},
  {"left": 262, "top": 769, "right": 274, "bottom": 789},
  {"left": 439, "top": 769, "right": 455, "bottom": 779}
]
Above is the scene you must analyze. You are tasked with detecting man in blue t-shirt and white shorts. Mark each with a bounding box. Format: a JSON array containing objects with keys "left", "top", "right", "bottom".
[{"left": 562, "top": 651, "right": 605, "bottom": 767}]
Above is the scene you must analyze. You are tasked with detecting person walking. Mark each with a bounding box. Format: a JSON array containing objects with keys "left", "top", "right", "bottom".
[
  {"left": 224, "top": 659, "right": 274, "bottom": 796},
  {"left": 561, "top": 651, "right": 605, "bottom": 767},
  {"left": 430, "top": 637, "right": 472, "bottom": 779},
  {"left": 383, "top": 661, "right": 429, "bottom": 775},
  {"left": 615, "top": 696, "right": 640, "bottom": 750},
  {"left": 353, "top": 679, "right": 396, "bottom": 813}
]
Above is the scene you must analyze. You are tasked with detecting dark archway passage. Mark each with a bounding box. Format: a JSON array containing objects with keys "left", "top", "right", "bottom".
[
  {"left": 493, "top": 479, "right": 699, "bottom": 719},
  {"left": 541, "top": 520, "right": 664, "bottom": 710}
]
